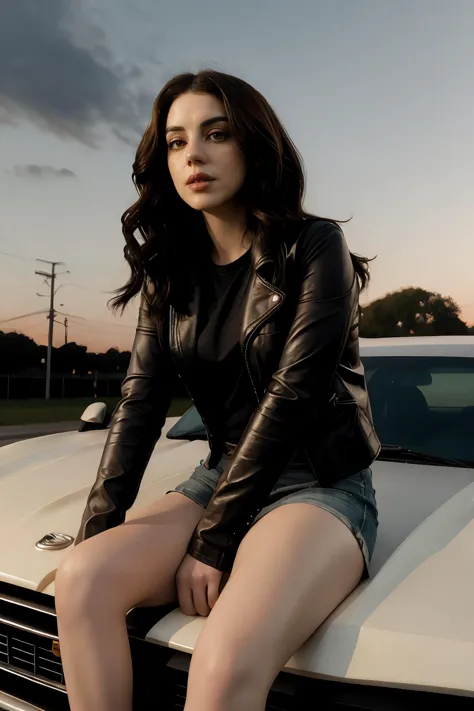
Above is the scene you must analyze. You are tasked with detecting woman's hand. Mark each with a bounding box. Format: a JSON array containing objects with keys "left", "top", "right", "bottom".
[{"left": 176, "top": 554, "right": 224, "bottom": 617}]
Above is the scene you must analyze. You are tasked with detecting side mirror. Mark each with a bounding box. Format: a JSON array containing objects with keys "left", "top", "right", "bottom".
[{"left": 78, "top": 402, "right": 111, "bottom": 431}]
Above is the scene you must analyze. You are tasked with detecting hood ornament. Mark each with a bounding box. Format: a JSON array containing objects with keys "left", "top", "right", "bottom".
[{"left": 35, "top": 533, "right": 74, "bottom": 551}]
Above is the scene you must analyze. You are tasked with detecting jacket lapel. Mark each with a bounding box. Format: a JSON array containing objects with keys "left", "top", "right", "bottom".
[
  {"left": 240, "top": 241, "right": 287, "bottom": 349},
  {"left": 170, "top": 234, "right": 292, "bottom": 369}
]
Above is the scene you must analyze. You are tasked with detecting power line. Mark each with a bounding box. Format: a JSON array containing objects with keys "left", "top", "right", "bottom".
[
  {"left": 0, "top": 309, "right": 48, "bottom": 325},
  {"left": 0, "top": 249, "right": 37, "bottom": 264},
  {"left": 55, "top": 311, "right": 86, "bottom": 321},
  {"left": 18, "top": 318, "right": 48, "bottom": 331},
  {"left": 61, "top": 282, "right": 113, "bottom": 295},
  {"left": 66, "top": 322, "right": 133, "bottom": 338},
  {"left": 0, "top": 309, "right": 134, "bottom": 332},
  {"left": 0, "top": 252, "right": 112, "bottom": 294},
  {"left": 9, "top": 319, "right": 49, "bottom": 340},
  {"left": 0, "top": 252, "right": 114, "bottom": 294},
  {"left": 57, "top": 312, "right": 135, "bottom": 329}
]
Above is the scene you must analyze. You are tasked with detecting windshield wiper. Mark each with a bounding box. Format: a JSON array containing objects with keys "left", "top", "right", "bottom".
[{"left": 378, "top": 444, "right": 473, "bottom": 469}]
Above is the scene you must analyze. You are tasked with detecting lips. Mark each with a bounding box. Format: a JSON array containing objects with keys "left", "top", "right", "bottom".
[{"left": 186, "top": 172, "right": 214, "bottom": 185}]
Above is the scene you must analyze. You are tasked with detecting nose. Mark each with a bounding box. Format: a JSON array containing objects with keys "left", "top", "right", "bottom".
[
  {"left": 186, "top": 136, "right": 206, "bottom": 166},
  {"left": 186, "top": 150, "right": 204, "bottom": 166}
]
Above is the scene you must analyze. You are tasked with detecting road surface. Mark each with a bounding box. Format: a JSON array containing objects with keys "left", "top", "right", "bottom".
[{"left": 0, "top": 421, "right": 79, "bottom": 447}]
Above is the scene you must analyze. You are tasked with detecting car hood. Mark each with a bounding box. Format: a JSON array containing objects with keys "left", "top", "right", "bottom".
[
  {"left": 0, "top": 418, "right": 208, "bottom": 591},
  {"left": 1, "top": 423, "right": 474, "bottom": 696},
  {"left": 148, "top": 471, "right": 474, "bottom": 698}
]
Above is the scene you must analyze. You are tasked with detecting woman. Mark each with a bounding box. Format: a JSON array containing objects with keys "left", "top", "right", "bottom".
[{"left": 55, "top": 70, "right": 380, "bottom": 711}]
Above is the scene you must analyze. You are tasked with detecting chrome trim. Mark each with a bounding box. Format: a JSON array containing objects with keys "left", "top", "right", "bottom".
[
  {"left": 0, "top": 617, "right": 57, "bottom": 641},
  {"left": 0, "top": 689, "right": 46, "bottom": 711},
  {"left": 0, "top": 594, "right": 56, "bottom": 618},
  {"left": 0, "top": 662, "right": 66, "bottom": 693},
  {"left": 35, "top": 533, "right": 74, "bottom": 551}
]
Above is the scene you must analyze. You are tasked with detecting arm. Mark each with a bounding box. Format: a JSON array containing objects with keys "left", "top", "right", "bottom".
[
  {"left": 75, "top": 292, "right": 176, "bottom": 544},
  {"left": 188, "top": 222, "right": 357, "bottom": 570}
]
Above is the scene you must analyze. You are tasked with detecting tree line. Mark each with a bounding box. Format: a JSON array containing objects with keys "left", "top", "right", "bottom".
[
  {"left": 1, "top": 287, "right": 472, "bottom": 376},
  {"left": 0, "top": 336, "right": 131, "bottom": 376}
]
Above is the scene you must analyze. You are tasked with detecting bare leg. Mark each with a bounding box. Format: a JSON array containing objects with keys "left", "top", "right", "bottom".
[
  {"left": 184, "top": 504, "right": 364, "bottom": 711},
  {"left": 55, "top": 493, "right": 203, "bottom": 711}
]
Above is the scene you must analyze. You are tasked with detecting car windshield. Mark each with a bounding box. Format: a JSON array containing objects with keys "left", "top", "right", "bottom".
[{"left": 363, "top": 356, "right": 474, "bottom": 467}]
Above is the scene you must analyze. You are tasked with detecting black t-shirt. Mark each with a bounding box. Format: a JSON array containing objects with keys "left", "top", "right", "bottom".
[{"left": 196, "top": 249, "right": 258, "bottom": 444}]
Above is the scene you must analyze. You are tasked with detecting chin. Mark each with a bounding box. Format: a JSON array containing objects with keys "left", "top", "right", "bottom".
[{"left": 185, "top": 193, "right": 231, "bottom": 212}]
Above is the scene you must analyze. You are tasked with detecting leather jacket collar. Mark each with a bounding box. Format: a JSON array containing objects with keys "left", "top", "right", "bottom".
[
  {"left": 168, "top": 236, "right": 290, "bottom": 407},
  {"left": 168, "top": 220, "right": 301, "bottom": 370}
]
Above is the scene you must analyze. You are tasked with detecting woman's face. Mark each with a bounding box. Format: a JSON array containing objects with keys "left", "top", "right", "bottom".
[{"left": 166, "top": 92, "right": 246, "bottom": 213}]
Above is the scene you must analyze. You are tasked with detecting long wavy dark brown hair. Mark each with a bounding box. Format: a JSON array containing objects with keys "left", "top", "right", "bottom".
[{"left": 111, "top": 69, "right": 371, "bottom": 316}]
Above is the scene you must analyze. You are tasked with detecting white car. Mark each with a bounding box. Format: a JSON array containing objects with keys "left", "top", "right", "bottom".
[{"left": 0, "top": 336, "right": 473, "bottom": 710}]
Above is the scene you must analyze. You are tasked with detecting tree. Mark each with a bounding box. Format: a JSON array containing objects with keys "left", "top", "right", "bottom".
[
  {"left": 360, "top": 288, "right": 469, "bottom": 338},
  {"left": 469, "top": 325, "right": 474, "bottom": 335},
  {"left": 0, "top": 329, "right": 131, "bottom": 375},
  {"left": 0, "top": 331, "right": 39, "bottom": 373},
  {"left": 53, "top": 343, "right": 89, "bottom": 375}
]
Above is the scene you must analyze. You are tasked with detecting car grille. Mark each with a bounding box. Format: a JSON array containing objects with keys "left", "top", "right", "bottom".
[
  {"left": 0, "top": 621, "right": 64, "bottom": 687},
  {"left": 171, "top": 676, "right": 295, "bottom": 710},
  {"left": 0, "top": 583, "right": 70, "bottom": 710},
  {"left": 163, "top": 654, "right": 297, "bottom": 711},
  {"left": 1, "top": 583, "right": 474, "bottom": 711}
]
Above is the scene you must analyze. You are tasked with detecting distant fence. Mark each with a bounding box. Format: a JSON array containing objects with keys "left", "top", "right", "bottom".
[
  {"left": 0, "top": 374, "right": 189, "bottom": 400},
  {"left": 0, "top": 375, "right": 124, "bottom": 400}
]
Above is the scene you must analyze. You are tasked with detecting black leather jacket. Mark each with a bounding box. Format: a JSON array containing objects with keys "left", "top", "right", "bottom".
[{"left": 76, "top": 219, "right": 380, "bottom": 571}]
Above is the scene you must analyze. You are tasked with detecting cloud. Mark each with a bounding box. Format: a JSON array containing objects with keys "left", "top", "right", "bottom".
[
  {"left": 0, "top": 0, "right": 153, "bottom": 147},
  {"left": 13, "top": 165, "right": 77, "bottom": 179}
]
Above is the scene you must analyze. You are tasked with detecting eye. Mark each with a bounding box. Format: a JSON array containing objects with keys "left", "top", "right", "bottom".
[
  {"left": 208, "top": 130, "right": 229, "bottom": 142},
  {"left": 168, "top": 138, "right": 186, "bottom": 150}
]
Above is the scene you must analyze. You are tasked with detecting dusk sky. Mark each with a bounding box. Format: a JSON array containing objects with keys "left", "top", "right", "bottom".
[{"left": 1, "top": 0, "right": 472, "bottom": 353}]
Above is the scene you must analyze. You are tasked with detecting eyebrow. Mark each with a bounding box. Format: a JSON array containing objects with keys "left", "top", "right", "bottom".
[{"left": 165, "top": 115, "right": 229, "bottom": 134}]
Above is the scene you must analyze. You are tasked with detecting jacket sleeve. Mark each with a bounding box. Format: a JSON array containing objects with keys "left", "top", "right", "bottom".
[
  {"left": 75, "top": 292, "right": 176, "bottom": 544},
  {"left": 187, "top": 222, "right": 357, "bottom": 571}
]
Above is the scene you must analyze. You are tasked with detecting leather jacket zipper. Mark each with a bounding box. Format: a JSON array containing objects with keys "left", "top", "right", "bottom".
[
  {"left": 243, "top": 280, "right": 285, "bottom": 403},
  {"left": 244, "top": 339, "right": 260, "bottom": 403}
]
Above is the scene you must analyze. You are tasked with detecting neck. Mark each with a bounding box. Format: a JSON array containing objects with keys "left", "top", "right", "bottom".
[{"left": 203, "top": 203, "right": 252, "bottom": 265}]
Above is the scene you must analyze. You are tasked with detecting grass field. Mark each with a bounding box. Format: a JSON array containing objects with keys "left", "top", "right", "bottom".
[{"left": 0, "top": 397, "right": 192, "bottom": 427}]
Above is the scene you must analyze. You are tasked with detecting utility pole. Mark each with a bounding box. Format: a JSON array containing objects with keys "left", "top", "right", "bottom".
[
  {"left": 35, "top": 260, "right": 69, "bottom": 399},
  {"left": 53, "top": 315, "right": 68, "bottom": 345}
]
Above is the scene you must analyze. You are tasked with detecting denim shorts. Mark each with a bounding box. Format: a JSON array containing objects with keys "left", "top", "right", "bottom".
[{"left": 169, "top": 455, "right": 378, "bottom": 576}]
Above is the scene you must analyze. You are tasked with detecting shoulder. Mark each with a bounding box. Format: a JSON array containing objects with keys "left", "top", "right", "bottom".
[
  {"left": 295, "top": 218, "right": 348, "bottom": 257},
  {"left": 290, "top": 218, "right": 355, "bottom": 296}
]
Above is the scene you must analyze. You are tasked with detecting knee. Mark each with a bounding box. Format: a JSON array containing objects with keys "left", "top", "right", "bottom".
[
  {"left": 55, "top": 544, "right": 117, "bottom": 622},
  {"left": 188, "top": 635, "right": 268, "bottom": 707}
]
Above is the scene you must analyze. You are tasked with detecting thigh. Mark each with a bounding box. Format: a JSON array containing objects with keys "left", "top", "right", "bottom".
[
  {"left": 58, "top": 492, "right": 204, "bottom": 611},
  {"left": 254, "top": 468, "right": 378, "bottom": 575},
  {"left": 189, "top": 503, "right": 364, "bottom": 690}
]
